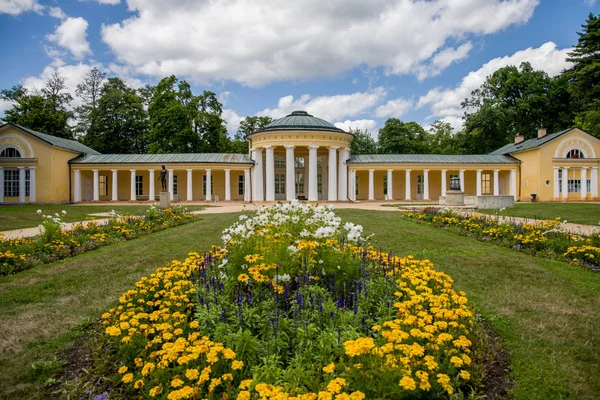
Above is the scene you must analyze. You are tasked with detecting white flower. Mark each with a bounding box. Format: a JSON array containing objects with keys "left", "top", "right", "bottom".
[
  {"left": 318, "top": 259, "right": 324, "bottom": 264},
  {"left": 287, "top": 245, "right": 298, "bottom": 254},
  {"left": 274, "top": 274, "right": 291, "bottom": 283},
  {"left": 61, "top": 210, "right": 67, "bottom": 215},
  {"left": 36, "top": 209, "right": 42, "bottom": 214}
]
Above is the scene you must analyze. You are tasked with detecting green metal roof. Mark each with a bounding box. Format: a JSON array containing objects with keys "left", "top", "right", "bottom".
[
  {"left": 489, "top": 128, "right": 572, "bottom": 155},
  {"left": 251, "top": 111, "right": 346, "bottom": 134},
  {"left": 348, "top": 154, "right": 519, "bottom": 164},
  {"left": 0, "top": 123, "right": 100, "bottom": 155},
  {"left": 70, "top": 153, "right": 254, "bottom": 165}
]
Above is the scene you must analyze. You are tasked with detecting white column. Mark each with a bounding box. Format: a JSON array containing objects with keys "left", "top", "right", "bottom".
[
  {"left": 205, "top": 169, "right": 212, "bottom": 201},
  {"left": 168, "top": 169, "right": 174, "bottom": 201},
  {"left": 265, "top": 146, "right": 275, "bottom": 201},
  {"left": 459, "top": 170, "right": 465, "bottom": 192},
  {"left": 187, "top": 169, "right": 193, "bottom": 201},
  {"left": 244, "top": 169, "right": 251, "bottom": 202},
  {"left": 148, "top": 169, "right": 155, "bottom": 201},
  {"left": 350, "top": 170, "right": 357, "bottom": 201},
  {"left": 73, "top": 169, "right": 81, "bottom": 203},
  {"left": 441, "top": 170, "right": 447, "bottom": 197},
  {"left": 553, "top": 167, "right": 560, "bottom": 199},
  {"left": 561, "top": 167, "right": 569, "bottom": 200},
  {"left": 0, "top": 167, "right": 3, "bottom": 203},
  {"left": 476, "top": 170, "right": 482, "bottom": 196},
  {"left": 92, "top": 169, "right": 99, "bottom": 201},
  {"left": 581, "top": 168, "right": 588, "bottom": 200},
  {"left": 493, "top": 170, "right": 500, "bottom": 196},
  {"left": 285, "top": 145, "right": 295, "bottom": 201},
  {"left": 308, "top": 144, "right": 319, "bottom": 201},
  {"left": 368, "top": 169, "right": 375, "bottom": 200},
  {"left": 111, "top": 170, "right": 118, "bottom": 201},
  {"left": 592, "top": 167, "right": 599, "bottom": 199},
  {"left": 423, "top": 170, "right": 430, "bottom": 200},
  {"left": 387, "top": 169, "right": 393, "bottom": 200},
  {"left": 405, "top": 169, "right": 411, "bottom": 200},
  {"left": 338, "top": 148, "right": 348, "bottom": 201},
  {"left": 225, "top": 169, "right": 231, "bottom": 201},
  {"left": 29, "top": 167, "right": 36, "bottom": 202},
  {"left": 510, "top": 170, "right": 517, "bottom": 200},
  {"left": 252, "top": 148, "right": 264, "bottom": 201},
  {"left": 328, "top": 147, "right": 338, "bottom": 201},
  {"left": 130, "top": 169, "right": 136, "bottom": 201}
]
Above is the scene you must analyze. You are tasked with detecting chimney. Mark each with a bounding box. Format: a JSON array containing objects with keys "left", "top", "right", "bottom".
[
  {"left": 538, "top": 127, "right": 547, "bottom": 138},
  {"left": 514, "top": 133, "right": 525, "bottom": 144}
]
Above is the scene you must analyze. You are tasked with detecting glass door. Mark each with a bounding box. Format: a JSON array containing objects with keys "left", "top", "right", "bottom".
[{"left": 416, "top": 175, "right": 424, "bottom": 200}]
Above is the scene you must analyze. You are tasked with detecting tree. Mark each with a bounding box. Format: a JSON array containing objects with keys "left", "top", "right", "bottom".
[
  {"left": 84, "top": 78, "right": 149, "bottom": 154},
  {"left": 194, "top": 90, "right": 230, "bottom": 153},
  {"left": 378, "top": 119, "right": 428, "bottom": 154},
  {"left": 426, "top": 121, "right": 464, "bottom": 154},
  {"left": 74, "top": 67, "right": 106, "bottom": 138},
  {"left": 349, "top": 128, "right": 378, "bottom": 154},
  {"left": 231, "top": 116, "right": 274, "bottom": 153}
]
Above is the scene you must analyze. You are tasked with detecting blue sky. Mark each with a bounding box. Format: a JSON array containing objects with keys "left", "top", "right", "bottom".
[{"left": 0, "top": 0, "right": 598, "bottom": 136}]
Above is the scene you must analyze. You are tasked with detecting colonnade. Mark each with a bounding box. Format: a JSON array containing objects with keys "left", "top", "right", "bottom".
[{"left": 553, "top": 166, "right": 599, "bottom": 200}]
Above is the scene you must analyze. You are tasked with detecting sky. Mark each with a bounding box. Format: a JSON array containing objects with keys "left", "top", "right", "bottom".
[{"left": 0, "top": 0, "right": 598, "bottom": 137}]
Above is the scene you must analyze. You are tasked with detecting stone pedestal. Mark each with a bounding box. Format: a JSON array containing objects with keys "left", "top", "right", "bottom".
[
  {"left": 445, "top": 190, "right": 465, "bottom": 206},
  {"left": 159, "top": 191, "right": 171, "bottom": 208}
]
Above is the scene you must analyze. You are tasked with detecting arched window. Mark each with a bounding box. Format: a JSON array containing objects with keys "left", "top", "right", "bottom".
[
  {"left": 0, "top": 148, "right": 21, "bottom": 158},
  {"left": 566, "top": 149, "right": 584, "bottom": 159}
]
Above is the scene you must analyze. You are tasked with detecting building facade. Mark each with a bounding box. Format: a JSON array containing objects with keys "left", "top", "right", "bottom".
[{"left": 1, "top": 111, "right": 599, "bottom": 204}]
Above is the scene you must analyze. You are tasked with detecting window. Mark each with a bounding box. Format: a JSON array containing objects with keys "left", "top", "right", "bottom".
[
  {"left": 317, "top": 173, "right": 322, "bottom": 194},
  {"left": 99, "top": 175, "right": 109, "bottom": 196},
  {"left": 202, "top": 175, "right": 213, "bottom": 195},
  {"left": 355, "top": 176, "right": 360, "bottom": 196},
  {"left": 558, "top": 169, "right": 563, "bottom": 193},
  {"left": 135, "top": 175, "right": 143, "bottom": 196},
  {"left": 0, "top": 148, "right": 21, "bottom": 158},
  {"left": 25, "top": 170, "right": 30, "bottom": 197},
  {"left": 568, "top": 179, "right": 581, "bottom": 193},
  {"left": 482, "top": 173, "right": 491, "bottom": 195},
  {"left": 317, "top": 157, "right": 322, "bottom": 168},
  {"left": 383, "top": 175, "right": 388, "bottom": 196},
  {"left": 417, "top": 175, "right": 424, "bottom": 195},
  {"left": 275, "top": 156, "right": 285, "bottom": 168},
  {"left": 173, "top": 175, "right": 178, "bottom": 195},
  {"left": 275, "top": 173, "right": 285, "bottom": 194},
  {"left": 566, "top": 149, "right": 584, "bottom": 159},
  {"left": 587, "top": 179, "right": 591, "bottom": 193},
  {"left": 294, "top": 157, "right": 305, "bottom": 168},
  {"left": 238, "top": 175, "right": 244, "bottom": 195},
  {"left": 295, "top": 172, "right": 304, "bottom": 193},
  {"left": 4, "top": 169, "right": 19, "bottom": 197}
]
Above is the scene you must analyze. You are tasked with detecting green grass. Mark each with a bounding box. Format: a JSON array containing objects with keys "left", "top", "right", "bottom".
[
  {"left": 0, "top": 204, "right": 205, "bottom": 232},
  {"left": 1, "top": 210, "right": 599, "bottom": 399},
  {"left": 478, "top": 202, "right": 600, "bottom": 225}
]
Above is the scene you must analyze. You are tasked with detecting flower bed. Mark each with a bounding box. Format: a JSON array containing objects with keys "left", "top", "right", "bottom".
[
  {"left": 404, "top": 208, "right": 600, "bottom": 271},
  {"left": 0, "top": 207, "right": 199, "bottom": 275},
  {"left": 102, "top": 202, "right": 475, "bottom": 399}
]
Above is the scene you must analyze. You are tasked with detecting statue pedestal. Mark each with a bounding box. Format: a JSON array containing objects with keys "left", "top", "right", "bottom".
[
  {"left": 445, "top": 190, "right": 465, "bottom": 206},
  {"left": 159, "top": 191, "right": 171, "bottom": 208}
]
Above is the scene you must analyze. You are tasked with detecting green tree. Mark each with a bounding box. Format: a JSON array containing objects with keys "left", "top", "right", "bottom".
[
  {"left": 194, "top": 90, "right": 230, "bottom": 153},
  {"left": 231, "top": 116, "right": 274, "bottom": 153},
  {"left": 426, "top": 121, "right": 464, "bottom": 154},
  {"left": 74, "top": 67, "right": 106, "bottom": 138},
  {"left": 378, "top": 119, "right": 428, "bottom": 154},
  {"left": 85, "top": 78, "right": 149, "bottom": 154},
  {"left": 349, "top": 128, "right": 378, "bottom": 154}
]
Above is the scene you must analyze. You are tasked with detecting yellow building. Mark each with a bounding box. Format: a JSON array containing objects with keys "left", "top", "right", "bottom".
[{"left": 0, "top": 112, "right": 598, "bottom": 204}]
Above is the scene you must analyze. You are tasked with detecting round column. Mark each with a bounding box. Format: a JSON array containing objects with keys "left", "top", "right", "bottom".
[
  {"left": 285, "top": 145, "right": 295, "bottom": 201},
  {"left": 308, "top": 144, "right": 319, "bottom": 201}
]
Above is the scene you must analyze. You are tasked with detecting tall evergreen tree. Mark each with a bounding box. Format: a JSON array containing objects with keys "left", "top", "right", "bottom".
[{"left": 74, "top": 67, "right": 106, "bottom": 138}]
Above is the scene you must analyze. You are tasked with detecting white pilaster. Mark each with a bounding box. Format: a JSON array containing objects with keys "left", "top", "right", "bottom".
[
  {"left": 441, "top": 170, "right": 447, "bottom": 197},
  {"left": 205, "top": 169, "right": 212, "bottom": 201},
  {"left": 561, "top": 167, "right": 569, "bottom": 200},
  {"left": 252, "top": 148, "right": 264, "bottom": 201},
  {"left": 148, "top": 169, "right": 155, "bottom": 201},
  {"left": 29, "top": 167, "right": 35, "bottom": 202},
  {"left": 405, "top": 169, "right": 411, "bottom": 200},
  {"left": 338, "top": 148, "right": 348, "bottom": 201},
  {"left": 553, "top": 167, "right": 560, "bottom": 199},
  {"left": 73, "top": 169, "right": 81, "bottom": 203},
  {"left": 493, "top": 170, "right": 500, "bottom": 196},
  {"left": 459, "top": 170, "right": 465, "bottom": 192},
  {"left": 0, "top": 167, "right": 3, "bottom": 203},
  {"left": 350, "top": 170, "right": 357, "bottom": 201},
  {"left": 510, "top": 170, "right": 517, "bottom": 200},
  {"left": 130, "top": 169, "right": 136, "bottom": 201},
  {"left": 187, "top": 169, "right": 193, "bottom": 201},
  {"left": 423, "top": 170, "right": 430, "bottom": 200},
  {"left": 328, "top": 146, "right": 338, "bottom": 201},
  {"left": 308, "top": 144, "right": 319, "bottom": 201},
  {"left": 168, "top": 169, "right": 174, "bottom": 201},
  {"left": 244, "top": 169, "right": 251, "bottom": 202},
  {"left": 18, "top": 167, "right": 25, "bottom": 203},
  {"left": 92, "top": 169, "right": 99, "bottom": 201},
  {"left": 285, "top": 145, "right": 295, "bottom": 201},
  {"left": 225, "top": 169, "right": 231, "bottom": 201},
  {"left": 111, "top": 170, "right": 118, "bottom": 201},
  {"left": 581, "top": 167, "right": 588, "bottom": 199},
  {"left": 265, "top": 146, "right": 275, "bottom": 201},
  {"left": 368, "top": 169, "right": 375, "bottom": 200},
  {"left": 387, "top": 169, "right": 393, "bottom": 200},
  {"left": 592, "top": 167, "right": 599, "bottom": 199},
  {"left": 476, "top": 170, "right": 482, "bottom": 196}
]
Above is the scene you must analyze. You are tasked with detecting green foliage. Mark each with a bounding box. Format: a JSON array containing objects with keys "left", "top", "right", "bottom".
[
  {"left": 378, "top": 118, "right": 428, "bottom": 154},
  {"left": 349, "top": 128, "right": 378, "bottom": 154},
  {"left": 74, "top": 67, "right": 106, "bottom": 138},
  {"left": 232, "top": 116, "right": 274, "bottom": 153}
]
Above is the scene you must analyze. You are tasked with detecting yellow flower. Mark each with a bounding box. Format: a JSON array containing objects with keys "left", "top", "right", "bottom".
[
  {"left": 238, "top": 273, "right": 250, "bottom": 282},
  {"left": 399, "top": 376, "right": 416, "bottom": 391},
  {"left": 149, "top": 386, "right": 162, "bottom": 397},
  {"left": 239, "top": 379, "right": 253, "bottom": 390},
  {"left": 185, "top": 369, "right": 199, "bottom": 380},
  {"left": 171, "top": 377, "right": 184, "bottom": 388},
  {"left": 460, "top": 370, "right": 471, "bottom": 380},
  {"left": 189, "top": 320, "right": 199, "bottom": 329},
  {"left": 122, "top": 373, "right": 133, "bottom": 383},
  {"left": 118, "top": 365, "right": 128, "bottom": 374},
  {"left": 231, "top": 360, "right": 244, "bottom": 370},
  {"left": 349, "top": 392, "right": 366, "bottom": 400},
  {"left": 142, "top": 362, "right": 155, "bottom": 376},
  {"left": 134, "top": 379, "right": 144, "bottom": 389},
  {"left": 323, "top": 362, "right": 335, "bottom": 374},
  {"left": 238, "top": 391, "right": 251, "bottom": 400}
]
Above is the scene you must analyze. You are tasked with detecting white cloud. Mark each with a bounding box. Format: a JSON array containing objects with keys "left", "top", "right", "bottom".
[
  {"left": 0, "top": 0, "right": 43, "bottom": 15},
  {"left": 101, "top": 0, "right": 538, "bottom": 86},
  {"left": 375, "top": 98, "right": 413, "bottom": 118},
  {"left": 47, "top": 6, "right": 66, "bottom": 19},
  {"left": 222, "top": 108, "right": 243, "bottom": 135},
  {"left": 0, "top": 99, "right": 13, "bottom": 119},
  {"left": 97, "top": 0, "right": 120, "bottom": 4},
  {"left": 257, "top": 88, "right": 386, "bottom": 122},
  {"left": 334, "top": 119, "right": 377, "bottom": 134},
  {"left": 417, "top": 42, "right": 572, "bottom": 131},
  {"left": 417, "top": 42, "right": 474, "bottom": 80},
  {"left": 47, "top": 17, "right": 92, "bottom": 60},
  {"left": 218, "top": 91, "right": 231, "bottom": 107},
  {"left": 584, "top": 0, "right": 596, "bottom": 6}
]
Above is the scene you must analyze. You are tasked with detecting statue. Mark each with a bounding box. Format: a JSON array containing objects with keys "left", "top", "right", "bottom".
[{"left": 158, "top": 165, "right": 168, "bottom": 191}]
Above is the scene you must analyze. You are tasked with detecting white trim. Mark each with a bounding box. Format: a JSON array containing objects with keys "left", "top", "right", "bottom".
[
  {"left": 554, "top": 136, "right": 597, "bottom": 158},
  {"left": 0, "top": 133, "right": 35, "bottom": 158}
]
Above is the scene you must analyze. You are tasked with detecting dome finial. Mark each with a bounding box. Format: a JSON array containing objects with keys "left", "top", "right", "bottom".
[{"left": 289, "top": 110, "right": 311, "bottom": 117}]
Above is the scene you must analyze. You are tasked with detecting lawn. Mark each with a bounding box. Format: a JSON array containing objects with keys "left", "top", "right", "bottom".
[
  {"left": 478, "top": 202, "right": 600, "bottom": 225},
  {"left": 0, "top": 204, "right": 206, "bottom": 232},
  {"left": 0, "top": 210, "right": 598, "bottom": 399}
]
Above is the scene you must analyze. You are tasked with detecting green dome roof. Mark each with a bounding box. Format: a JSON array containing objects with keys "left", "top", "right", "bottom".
[{"left": 253, "top": 110, "right": 346, "bottom": 134}]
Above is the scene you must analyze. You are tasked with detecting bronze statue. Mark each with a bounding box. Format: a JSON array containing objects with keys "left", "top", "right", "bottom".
[{"left": 158, "top": 165, "right": 168, "bottom": 191}]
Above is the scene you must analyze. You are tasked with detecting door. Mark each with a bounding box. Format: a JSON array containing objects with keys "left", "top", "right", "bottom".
[
  {"left": 85, "top": 178, "right": 92, "bottom": 201},
  {"left": 295, "top": 171, "right": 305, "bottom": 199},
  {"left": 275, "top": 173, "right": 286, "bottom": 200},
  {"left": 416, "top": 175, "right": 424, "bottom": 200}
]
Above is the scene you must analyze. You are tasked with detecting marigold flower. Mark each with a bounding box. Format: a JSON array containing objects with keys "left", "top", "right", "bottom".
[
  {"left": 323, "top": 362, "right": 335, "bottom": 374},
  {"left": 134, "top": 379, "right": 144, "bottom": 389},
  {"left": 399, "top": 376, "right": 417, "bottom": 391},
  {"left": 121, "top": 373, "right": 133, "bottom": 383}
]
